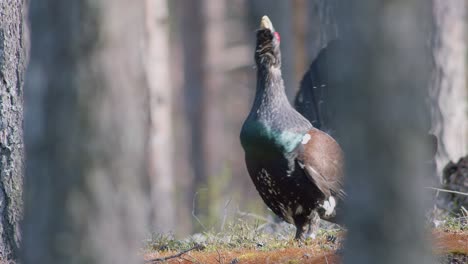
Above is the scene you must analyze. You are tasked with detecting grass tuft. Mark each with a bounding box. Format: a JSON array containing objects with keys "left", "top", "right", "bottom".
[{"left": 145, "top": 217, "right": 343, "bottom": 254}]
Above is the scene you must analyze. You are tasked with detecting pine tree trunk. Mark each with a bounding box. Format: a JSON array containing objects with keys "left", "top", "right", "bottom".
[
  {"left": 0, "top": 0, "right": 27, "bottom": 262},
  {"left": 179, "top": 0, "right": 229, "bottom": 230},
  {"left": 145, "top": 0, "right": 176, "bottom": 234},
  {"left": 199, "top": 0, "right": 228, "bottom": 228},
  {"left": 306, "top": 0, "right": 339, "bottom": 60},
  {"left": 430, "top": 0, "right": 467, "bottom": 176},
  {"left": 179, "top": 0, "right": 208, "bottom": 231},
  {"left": 170, "top": 0, "right": 194, "bottom": 235},
  {"left": 335, "top": 1, "right": 434, "bottom": 263},
  {"left": 22, "top": 1, "right": 150, "bottom": 263}
]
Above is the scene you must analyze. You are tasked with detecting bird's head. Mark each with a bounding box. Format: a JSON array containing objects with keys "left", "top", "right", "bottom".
[{"left": 255, "top": 16, "right": 281, "bottom": 69}]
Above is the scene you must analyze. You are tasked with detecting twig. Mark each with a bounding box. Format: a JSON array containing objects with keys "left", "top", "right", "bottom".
[
  {"left": 425, "top": 187, "right": 468, "bottom": 196},
  {"left": 215, "top": 248, "right": 223, "bottom": 264},
  {"left": 145, "top": 244, "right": 203, "bottom": 263},
  {"left": 180, "top": 256, "right": 195, "bottom": 263},
  {"left": 461, "top": 206, "right": 468, "bottom": 217},
  {"left": 221, "top": 198, "right": 232, "bottom": 231},
  {"left": 255, "top": 222, "right": 270, "bottom": 232},
  {"left": 192, "top": 191, "right": 206, "bottom": 230},
  {"left": 236, "top": 208, "right": 275, "bottom": 224},
  {"left": 325, "top": 255, "right": 329, "bottom": 264},
  {"left": 186, "top": 251, "right": 202, "bottom": 264}
]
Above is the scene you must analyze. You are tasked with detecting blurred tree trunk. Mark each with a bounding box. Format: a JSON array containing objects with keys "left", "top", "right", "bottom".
[
  {"left": 180, "top": 0, "right": 228, "bottom": 231},
  {"left": 430, "top": 0, "right": 467, "bottom": 177},
  {"left": 179, "top": 0, "right": 207, "bottom": 231},
  {"left": 170, "top": 0, "right": 194, "bottom": 235},
  {"left": 335, "top": 1, "right": 434, "bottom": 263},
  {"left": 145, "top": 0, "right": 175, "bottom": 234},
  {"left": 306, "top": 0, "right": 339, "bottom": 61},
  {"left": 0, "top": 0, "right": 27, "bottom": 262},
  {"left": 22, "top": 1, "right": 149, "bottom": 264},
  {"left": 200, "top": 0, "right": 228, "bottom": 228},
  {"left": 292, "top": 0, "right": 308, "bottom": 84}
]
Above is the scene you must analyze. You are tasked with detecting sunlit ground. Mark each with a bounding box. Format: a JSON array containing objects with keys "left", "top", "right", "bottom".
[{"left": 143, "top": 215, "right": 467, "bottom": 264}]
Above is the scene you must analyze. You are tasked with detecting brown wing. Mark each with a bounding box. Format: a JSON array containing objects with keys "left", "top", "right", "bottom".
[{"left": 297, "top": 128, "right": 345, "bottom": 200}]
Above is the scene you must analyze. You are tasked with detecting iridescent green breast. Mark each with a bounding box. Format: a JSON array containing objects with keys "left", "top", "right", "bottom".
[{"left": 240, "top": 120, "right": 304, "bottom": 157}]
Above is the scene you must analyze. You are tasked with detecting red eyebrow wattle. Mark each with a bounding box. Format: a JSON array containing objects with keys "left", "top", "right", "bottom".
[{"left": 274, "top": 32, "right": 281, "bottom": 42}]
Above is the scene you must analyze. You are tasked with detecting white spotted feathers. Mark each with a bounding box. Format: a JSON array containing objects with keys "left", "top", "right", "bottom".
[
  {"left": 301, "top": 133, "right": 311, "bottom": 144},
  {"left": 321, "top": 196, "right": 336, "bottom": 217}
]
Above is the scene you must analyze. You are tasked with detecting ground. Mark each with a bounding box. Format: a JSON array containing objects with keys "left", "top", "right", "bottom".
[{"left": 144, "top": 217, "right": 467, "bottom": 264}]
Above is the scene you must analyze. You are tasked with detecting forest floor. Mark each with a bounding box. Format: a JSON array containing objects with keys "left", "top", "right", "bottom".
[{"left": 143, "top": 216, "right": 467, "bottom": 264}]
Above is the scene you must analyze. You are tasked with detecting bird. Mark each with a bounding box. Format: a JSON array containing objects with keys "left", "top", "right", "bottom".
[
  {"left": 240, "top": 15, "right": 345, "bottom": 240},
  {"left": 294, "top": 39, "right": 341, "bottom": 134}
]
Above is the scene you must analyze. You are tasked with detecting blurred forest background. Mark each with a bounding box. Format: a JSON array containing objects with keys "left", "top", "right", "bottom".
[{"left": 0, "top": 0, "right": 466, "bottom": 263}]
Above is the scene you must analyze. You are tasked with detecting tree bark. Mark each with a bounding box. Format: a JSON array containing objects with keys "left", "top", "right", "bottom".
[
  {"left": 430, "top": 0, "right": 467, "bottom": 177},
  {"left": 0, "top": 0, "right": 27, "bottom": 262},
  {"left": 145, "top": 0, "right": 176, "bottom": 234},
  {"left": 22, "top": 1, "right": 150, "bottom": 263},
  {"left": 335, "top": 1, "right": 434, "bottom": 263}
]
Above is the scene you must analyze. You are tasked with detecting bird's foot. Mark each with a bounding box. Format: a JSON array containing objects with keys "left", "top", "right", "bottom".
[{"left": 309, "top": 232, "right": 317, "bottom": 240}]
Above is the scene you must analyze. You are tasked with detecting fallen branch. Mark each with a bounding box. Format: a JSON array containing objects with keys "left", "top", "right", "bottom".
[
  {"left": 425, "top": 187, "right": 468, "bottom": 196},
  {"left": 461, "top": 206, "right": 468, "bottom": 217},
  {"left": 220, "top": 198, "right": 232, "bottom": 231},
  {"left": 192, "top": 191, "right": 206, "bottom": 230},
  {"left": 145, "top": 244, "right": 203, "bottom": 263}
]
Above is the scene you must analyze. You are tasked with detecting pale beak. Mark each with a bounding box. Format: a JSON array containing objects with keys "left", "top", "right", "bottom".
[{"left": 260, "top": 15, "right": 275, "bottom": 32}]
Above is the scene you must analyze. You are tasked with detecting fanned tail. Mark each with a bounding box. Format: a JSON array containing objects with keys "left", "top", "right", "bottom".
[{"left": 294, "top": 40, "right": 340, "bottom": 135}]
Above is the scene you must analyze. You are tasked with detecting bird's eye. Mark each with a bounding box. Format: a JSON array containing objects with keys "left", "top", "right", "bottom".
[{"left": 274, "top": 32, "right": 281, "bottom": 42}]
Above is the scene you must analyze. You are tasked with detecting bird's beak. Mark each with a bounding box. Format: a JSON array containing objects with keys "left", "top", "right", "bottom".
[{"left": 260, "top": 15, "right": 275, "bottom": 32}]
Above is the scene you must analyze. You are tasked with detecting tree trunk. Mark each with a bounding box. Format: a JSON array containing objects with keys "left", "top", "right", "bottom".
[
  {"left": 335, "top": 1, "right": 434, "bottom": 263},
  {"left": 0, "top": 0, "right": 27, "bottom": 262},
  {"left": 170, "top": 0, "right": 194, "bottom": 235},
  {"left": 430, "top": 0, "right": 467, "bottom": 177},
  {"left": 306, "top": 0, "right": 339, "bottom": 60},
  {"left": 145, "top": 0, "right": 176, "bottom": 234},
  {"left": 199, "top": 0, "right": 228, "bottom": 228},
  {"left": 179, "top": 0, "right": 208, "bottom": 231},
  {"left": 179, "top": 0, "right": 229, "bottom": 231},
  {"left": 22, "top": 1, "right": 150, "bottom": 263}
]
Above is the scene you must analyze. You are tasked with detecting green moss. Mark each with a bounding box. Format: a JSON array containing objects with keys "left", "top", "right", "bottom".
[{"left": 439, "top": 215, "right": 467, "bottom": 231}]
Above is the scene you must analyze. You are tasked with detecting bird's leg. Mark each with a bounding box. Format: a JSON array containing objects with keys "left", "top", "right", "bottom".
[
  {"left": 294, "top": 223, "right": 308, "bottom": 240},
  {"left": 305, "top": 211, "right": 320, "bottom": 239},
  {"left": 294, "top": 211, "right": 320, "bottom": 240}
]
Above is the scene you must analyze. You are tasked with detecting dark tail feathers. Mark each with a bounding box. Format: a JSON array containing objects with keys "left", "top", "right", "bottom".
[{"left": 294, "top": 40, "right": 340, "bottom": 135}]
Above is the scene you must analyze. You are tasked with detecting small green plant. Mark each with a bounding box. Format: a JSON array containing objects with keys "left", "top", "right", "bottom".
[
  {"left": 145, "top": 232, "right": 190, "bottom": 252},
  {"left": 442, "top": 216, "right": 467, "bottom": 231}
]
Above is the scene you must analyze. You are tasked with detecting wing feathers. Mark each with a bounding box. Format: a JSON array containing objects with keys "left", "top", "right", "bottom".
[{"left": 296, "top": 129, "right": 345, "bottom": 200}]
